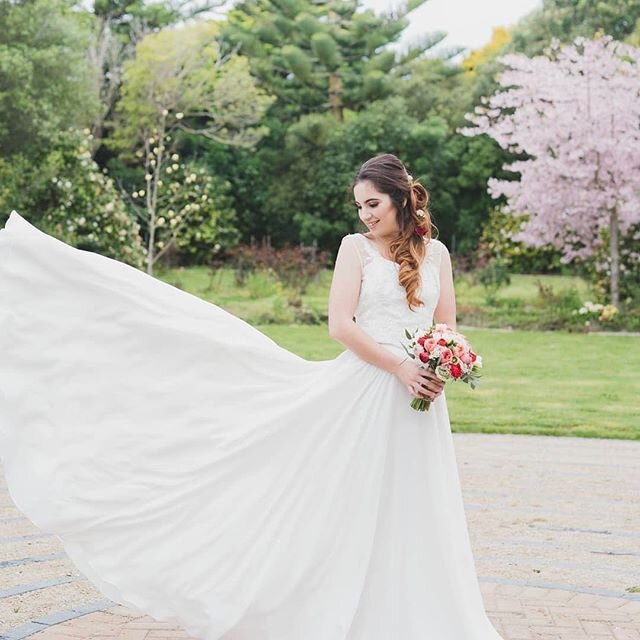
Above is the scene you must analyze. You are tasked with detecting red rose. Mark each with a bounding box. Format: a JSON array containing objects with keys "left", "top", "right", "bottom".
[
  {"left": 419, "top": 351, "right": 429, "bottom": 363},
  {"left": 437, "top": 338, "right": 447, "bottom": 346},
  {"left": 417, "top": 336, "right": 426, "bottom": 346},
  {"left": 450, "top": 363, "right": 462, "bottom": 379},
  {"left": 470, "top": 352, "right": 477, "bottom": 362}
]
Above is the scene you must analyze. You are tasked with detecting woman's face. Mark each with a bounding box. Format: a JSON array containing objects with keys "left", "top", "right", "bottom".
[{"left": 353, "top": 180, "right": 399, "bottom": 238}]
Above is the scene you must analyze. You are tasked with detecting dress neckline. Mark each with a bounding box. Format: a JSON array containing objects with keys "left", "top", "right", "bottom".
[{"left": 359, "top": 233, "right": 431, "bottom": 265}]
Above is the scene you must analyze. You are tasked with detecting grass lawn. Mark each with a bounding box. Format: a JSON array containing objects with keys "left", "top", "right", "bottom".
[
  {"left": 157, "top": 265, "right": 598, "bottom": 327},
  {"left": 255, "top": 324, "right": 639, "bottom": 441},
  {"left": 156, "top": 265, "right": 638, "bottom": 440}
]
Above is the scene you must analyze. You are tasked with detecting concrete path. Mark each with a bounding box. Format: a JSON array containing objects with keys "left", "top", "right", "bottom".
[{"left": 1, "top": 432, "right": 639, "bottom": 639}]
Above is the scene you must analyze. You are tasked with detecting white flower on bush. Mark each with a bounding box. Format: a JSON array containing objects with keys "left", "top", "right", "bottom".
[
  {"left": 144, "top": 174, "right": 152, "bottom": 182},
  {"left": 575, "top": 301, "right": 619, "bottom": 323},
  {"left": 156, "top": 217, "right": 166, "bottom": 226}
]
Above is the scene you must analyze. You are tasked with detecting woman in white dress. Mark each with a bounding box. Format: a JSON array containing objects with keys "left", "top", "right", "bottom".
[{"left": 0, "top": 152, "right": 503, "bottom": 639}]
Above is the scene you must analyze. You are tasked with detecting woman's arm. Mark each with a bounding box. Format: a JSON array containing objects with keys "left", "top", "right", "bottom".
[
  {"left": 327, "top": 235, "right": 406, "bottom": 374},
  {"left": 433, "top": 242, "right": 457, "bottom": 330}
]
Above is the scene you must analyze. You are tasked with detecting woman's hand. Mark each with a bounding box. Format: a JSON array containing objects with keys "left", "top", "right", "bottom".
[{"left": 393, "top": 359, "right": 445, "bottom": 401}]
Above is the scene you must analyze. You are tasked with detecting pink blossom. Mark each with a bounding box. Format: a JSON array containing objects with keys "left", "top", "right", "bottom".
[{"left": 460, "top": 36, "right": 640, "bottom": 305}]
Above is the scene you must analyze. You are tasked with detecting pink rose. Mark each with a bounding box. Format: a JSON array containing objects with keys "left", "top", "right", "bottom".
[
  {"left": 454, "top": 344, "right": 466, "bottom": 358},
  {"left": 424, "top": 338, "right": 437, "bottom": 352}
]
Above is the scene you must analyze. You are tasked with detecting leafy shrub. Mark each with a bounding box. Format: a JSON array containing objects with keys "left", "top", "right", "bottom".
[
  {"left": 246, "top": 270, "right": 282, "bottom": 299},
  {"left": 478, "top": 207, "right": 564, "bottom": 273},
  {"left": 580, "top": 221, "right": 640, "bottom": 307},
  {"left": 227, "top": 242, "right": 330, "bottom": 299},
  {"left": 474, "top": 259, "right": 511, "bottom": 304},
  {"left": 0, "top": 129, "right": 146, "bottom": 268}
]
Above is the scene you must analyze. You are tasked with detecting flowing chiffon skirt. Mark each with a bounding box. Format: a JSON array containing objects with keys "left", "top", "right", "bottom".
[{"left": 0, "top": 211, "right": 502, "bottom": 639}]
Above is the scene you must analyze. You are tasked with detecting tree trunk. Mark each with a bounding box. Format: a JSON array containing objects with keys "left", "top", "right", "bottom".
[
  {"left": 328, "top": 71, "right": 343, "bottom": 121},
  {"left": 609, "top": 205, "right": 620, "bottom": 307}
]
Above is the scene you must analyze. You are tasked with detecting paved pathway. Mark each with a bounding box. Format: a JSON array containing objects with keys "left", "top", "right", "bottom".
[{"left": 1, "top": 433, "right": 639, "bottom": 639}]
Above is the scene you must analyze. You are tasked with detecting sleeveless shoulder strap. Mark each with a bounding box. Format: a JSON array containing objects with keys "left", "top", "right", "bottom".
[
  {"left": 346, "top": 233, "right": 376, "bottom": 269},
  {"left": 426, "top": 238, "right": 445, "bottom": 272}
]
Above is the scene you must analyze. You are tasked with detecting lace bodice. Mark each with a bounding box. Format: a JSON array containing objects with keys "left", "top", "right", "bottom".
[{"left": 345, "top": 233, "right": 445, "bottom": 348}]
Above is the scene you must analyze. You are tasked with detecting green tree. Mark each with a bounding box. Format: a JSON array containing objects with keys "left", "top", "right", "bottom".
[
  {"left": 89, "top": 0, "right": 226, "bottom": 148},
  {"left": 222, "top": 0, "right": 443, "bottom": 123},
  {"left": 510, "top": 0, "right": 640, "bottom": 55},
  {"left": 0, "top": 0, "right": 99, "bottom": 156},
  {"left": 109, "top": 21, "right": 274, "bottom": 273}
]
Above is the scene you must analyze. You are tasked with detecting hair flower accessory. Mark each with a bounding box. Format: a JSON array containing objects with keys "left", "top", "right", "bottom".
[
  {"left": 415, "top": 224, "right": 428, "bottom": 236},
  {"left": 416, "top": 208, "right": 426, "bottom": 218}
]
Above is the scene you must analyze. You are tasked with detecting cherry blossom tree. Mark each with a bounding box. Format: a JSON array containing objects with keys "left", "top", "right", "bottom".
[{"left": 460, "top": 35, "right": 640, "bottom": 306}]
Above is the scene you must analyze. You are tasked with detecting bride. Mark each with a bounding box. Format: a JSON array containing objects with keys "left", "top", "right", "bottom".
[{"left": 0, "top": 153, "right": 503, "bottom": 639}]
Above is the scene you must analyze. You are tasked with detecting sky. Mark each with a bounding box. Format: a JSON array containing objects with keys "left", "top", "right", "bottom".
[{"left": 358, "top": 0, "right": 542, "bottom": 54}]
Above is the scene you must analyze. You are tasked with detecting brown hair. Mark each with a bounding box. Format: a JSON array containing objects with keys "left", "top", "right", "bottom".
[{"left": 352, "top": 153, "right": 436, "bottom": 311}]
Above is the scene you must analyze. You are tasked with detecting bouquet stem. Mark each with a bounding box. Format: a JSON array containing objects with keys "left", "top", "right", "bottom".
[{"left": 410, "top": 397, "right": 432, "bottom": 412}]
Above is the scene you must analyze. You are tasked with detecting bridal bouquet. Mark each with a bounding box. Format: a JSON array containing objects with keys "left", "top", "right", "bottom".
[{"left": 401, "top": 323, "right": 483, "bottom": 411}]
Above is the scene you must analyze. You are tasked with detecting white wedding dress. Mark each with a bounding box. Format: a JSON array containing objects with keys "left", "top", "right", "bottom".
[{"left": 0, "top": 210, "right": 503, "bottom": 639}]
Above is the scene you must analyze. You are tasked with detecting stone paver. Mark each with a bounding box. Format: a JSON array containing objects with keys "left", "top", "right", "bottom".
[{"left": 2, "top": 432, "right": 639, "bottom": 639}]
